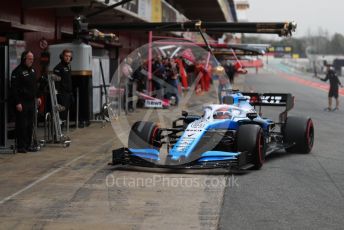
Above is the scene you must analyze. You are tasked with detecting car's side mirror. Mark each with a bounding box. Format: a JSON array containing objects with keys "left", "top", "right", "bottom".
[
  {"left": 182, "top": 110, "right": 188, "bottom": 117},
  {"left": 247, "top": 112, "right": 258, "bottom": 120},
  {"left": 184, "top": 115, "right": 202, "bottom": 125}
]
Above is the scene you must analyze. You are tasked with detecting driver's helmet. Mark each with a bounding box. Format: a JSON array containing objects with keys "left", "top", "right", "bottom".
[{"left": 213, "top": 107, "right": 232, "bottom": 119}]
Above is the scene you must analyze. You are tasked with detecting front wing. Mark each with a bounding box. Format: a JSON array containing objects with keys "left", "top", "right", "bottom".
[{"left": 111, "top": 148, "right": 252, "bottom": 170}]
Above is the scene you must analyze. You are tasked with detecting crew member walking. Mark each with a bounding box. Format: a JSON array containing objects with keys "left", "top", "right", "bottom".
[{"left": 321, "top": 64, "right": 343, "bottom": 111}]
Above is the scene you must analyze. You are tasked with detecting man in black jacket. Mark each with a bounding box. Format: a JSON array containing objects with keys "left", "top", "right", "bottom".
[
  {"left": 11, "top": 51, "right": 41, "bottom": 153},
  {"left": 53, "top": 49, "right": 73, "bottom": 122},
  {"left": 321, "top": 65, "right": 343, "bottom": 111}
]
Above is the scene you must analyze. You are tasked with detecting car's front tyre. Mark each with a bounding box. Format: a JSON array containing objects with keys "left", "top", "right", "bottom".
[
  {"left": 237, "top": 124, "right": 265, "bottom": 170},
  {"left": 128, "top": 121, "right": 161, "bottom": 149}
]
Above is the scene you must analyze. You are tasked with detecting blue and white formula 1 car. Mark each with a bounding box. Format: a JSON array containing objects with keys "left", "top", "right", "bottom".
[{"left": 112, "top": 89, "right": 314, "bottom": 170}]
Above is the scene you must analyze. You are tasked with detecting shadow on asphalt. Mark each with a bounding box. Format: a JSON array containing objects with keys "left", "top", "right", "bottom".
[
  {"left": 264, "top": 150, "right": 303, "bottom": 162},
  {"left": 108, "top": 165, "right": 251, "bottom": 176}
]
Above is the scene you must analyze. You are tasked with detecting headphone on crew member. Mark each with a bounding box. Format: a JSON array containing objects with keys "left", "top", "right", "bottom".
[
  {"left": 21, "top": 50, "right": 34, "bottom": 64},
  {"left": 59, "top": 49, "right": 73, "bottom": 61}
]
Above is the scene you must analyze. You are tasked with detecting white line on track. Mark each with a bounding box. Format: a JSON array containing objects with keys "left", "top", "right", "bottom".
[
  {"left": 0, "top": 154, "right": 86, "bottom": 205},
  {"left": 0, "top": 136, "right": 115, "bottom": 205}
]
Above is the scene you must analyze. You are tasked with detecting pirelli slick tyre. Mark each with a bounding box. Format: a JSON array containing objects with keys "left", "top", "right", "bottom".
[
  {"left": 128, "top": 121, "right": 161, "bottom": 149},
  {"left": 237, "top": 124, "right": 265, "bottom": 170},
  {"left": 283, "top": 116, "right": 314, "bottom": 154}
]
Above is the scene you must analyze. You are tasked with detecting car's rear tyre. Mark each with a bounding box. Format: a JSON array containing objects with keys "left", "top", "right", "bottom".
[
  {"left": 283, "top": 116, "right": 314, "bottom": 153},
  {"left": 128, "top": 121, "right": 161, "bottom": 149},
  {"left": 237, "top": 124, "right": 265, "bottom": 170}
]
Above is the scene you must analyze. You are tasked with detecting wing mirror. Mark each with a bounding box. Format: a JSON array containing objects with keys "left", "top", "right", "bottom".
[{"left": 247, "top": 112, "right": 258, "bottom": 120}]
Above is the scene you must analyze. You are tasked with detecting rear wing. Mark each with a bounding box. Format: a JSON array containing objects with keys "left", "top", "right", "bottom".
[
  {"left": 242, "top": 92, "right": 293, "bottom": 107},
  {"left": 241, "top": 92, "right": 295, "bottom": 122}
]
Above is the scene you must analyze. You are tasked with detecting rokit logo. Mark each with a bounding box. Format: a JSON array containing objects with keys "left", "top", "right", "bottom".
[
  {"left": 245, "top": 95, "right": 283, "bottom": 104},
  {"left": 260, "top": 96, "right": 282, "bottom": 104}
]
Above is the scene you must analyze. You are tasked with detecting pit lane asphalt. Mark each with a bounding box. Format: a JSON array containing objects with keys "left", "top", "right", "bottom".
[{"left": 219, "top": 59, "right": 344, "bottom": 230}]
